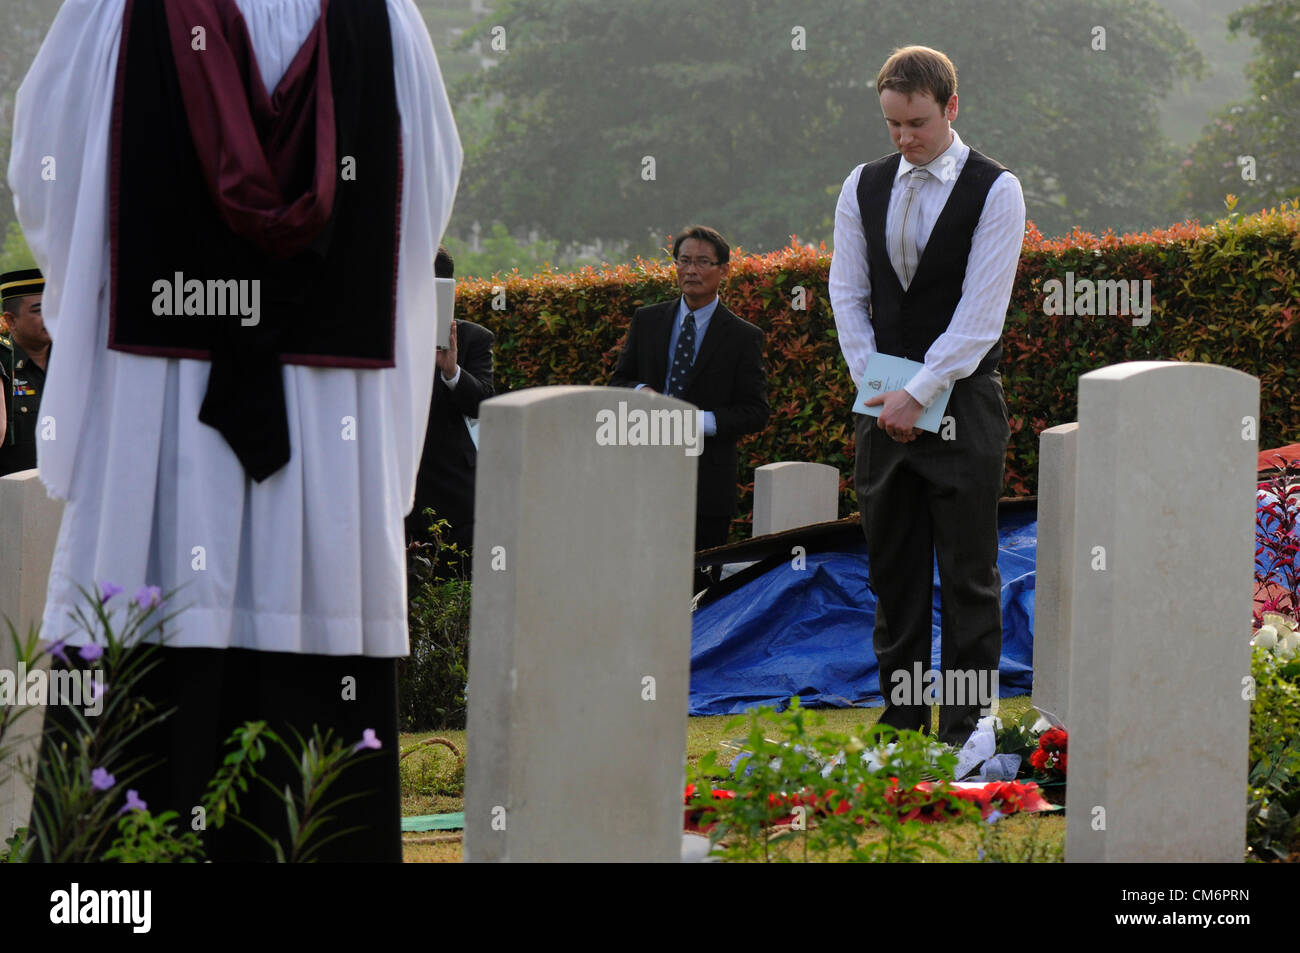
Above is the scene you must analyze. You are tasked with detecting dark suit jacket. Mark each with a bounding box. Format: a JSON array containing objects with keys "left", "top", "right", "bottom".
[
  {"left": 408, "top": 319, "right": 495, "bottom": 545},
  {"left": 611, "top": 298, "right": 769, "bottom": 518}
]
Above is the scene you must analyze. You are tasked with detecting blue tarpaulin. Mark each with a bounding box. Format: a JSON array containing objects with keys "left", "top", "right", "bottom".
[{"left": 689, "top": 509, "right": 1038, "bottom": 716}]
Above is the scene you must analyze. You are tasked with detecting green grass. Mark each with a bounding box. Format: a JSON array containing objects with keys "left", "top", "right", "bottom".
[
  {"left": 399, "top": 695, "right": 1066, "bottom": 862},
  {"left": 399, "top": 730, "right": 466, "bottom": 819},
  {"left": 685, "top": 695, "right": 1043, "bottom": 767}
]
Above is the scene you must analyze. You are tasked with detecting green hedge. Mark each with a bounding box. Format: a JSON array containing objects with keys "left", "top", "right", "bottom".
[{"left": 453, "top": 203, "right": 1300, "bottom": 536}]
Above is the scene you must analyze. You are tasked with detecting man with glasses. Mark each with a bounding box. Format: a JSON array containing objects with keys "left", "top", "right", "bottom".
[{"left": 611, "top": 224, "right": 769, "bottom": 592}]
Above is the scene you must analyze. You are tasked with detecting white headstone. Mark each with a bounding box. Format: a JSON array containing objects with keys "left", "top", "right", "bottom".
[
  {"left": 1034, "top": 423, "right": 1078, "bottom": 724},
  {"left": 463, "top": 386, "right": 697, "bottom": 862},
  {"left": 1065, "top": 362, "right": 1257, "bottom": 862},
  {"left": 0, "top": 470, "right": 64, "bottom": 837},
  {"left": 752, "top": 461, "right": 840, "bottom": 537}
]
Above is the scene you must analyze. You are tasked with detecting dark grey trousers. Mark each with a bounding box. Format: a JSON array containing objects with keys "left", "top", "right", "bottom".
[{"left": 853, "top": 371, "right": 1010, "bottom": 746}]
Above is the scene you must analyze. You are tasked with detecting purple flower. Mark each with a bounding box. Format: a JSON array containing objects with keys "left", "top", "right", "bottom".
[
  {"left": 78, "top": 643, "right": 104, "bottom": 662},
  {"left": 91, "top": 767, "right": 115, "bottom": 791},
  {"left": 47, "top": 639, "right": 71, "bottom": 665},
  {"left": 88, "top": 678, "right": 107, "bottom": 702},
  {"left": 133, "top": 585, "right": 162, "bottom": 609},
  {"left": 985, "top": 809, "right": 1004, "bottom": 825},
  {"left": 353, "top": 728, "right": 382, "bottom": 752},
  {"left": 118, "top": 789, "right": 147, "bottom": 814},
  {"left": 99, "top": 581, "right": 124, "bottom": 603}
]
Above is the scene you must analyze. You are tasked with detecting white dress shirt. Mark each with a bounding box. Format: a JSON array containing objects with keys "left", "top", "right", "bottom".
[
  {"left": 632, "top": 295, "right": 719, "bottom": 436},
  {"left": 828, "top": 129, "right": 1026, "bottom": 408}
]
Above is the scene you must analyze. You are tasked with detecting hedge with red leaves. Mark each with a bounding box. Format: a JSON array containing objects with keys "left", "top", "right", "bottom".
[{"left": 453, "top": 205, "right": 1300, "bottom": 538}]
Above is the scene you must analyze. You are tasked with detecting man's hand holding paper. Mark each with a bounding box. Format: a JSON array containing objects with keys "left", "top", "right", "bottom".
[
  {"left": 852, "top": 352, "right": 953, "bottom": 439},
  {"left": 864, "top": 388, "right": 924, "bottom": 442}
]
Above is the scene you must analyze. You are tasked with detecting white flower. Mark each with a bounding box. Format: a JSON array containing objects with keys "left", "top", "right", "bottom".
[
  {"left": 821, "top": 750, "right": 846, "bottom": 779},
  {"left": 862, "top": 742, "right": 897, "bottom": 774},
  {"left": 1260, "top": 613, "right": 1300, "bottom": 660},
  {"left": 1252, "top": 625, "right": 1279, "bottom": 649}
]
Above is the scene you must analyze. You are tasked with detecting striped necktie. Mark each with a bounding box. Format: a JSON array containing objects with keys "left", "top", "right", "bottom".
[{"left": 889, "top": 167, "right": 931, "bottom": 289}]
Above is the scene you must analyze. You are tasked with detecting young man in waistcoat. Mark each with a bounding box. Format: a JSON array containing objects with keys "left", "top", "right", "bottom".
[{"left": 829, "top": 46, "right": 1026, "bottom": 746}]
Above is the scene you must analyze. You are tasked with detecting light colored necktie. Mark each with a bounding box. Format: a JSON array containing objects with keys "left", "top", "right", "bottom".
[{"left": 888, "top": 167, "right": 931, "bottom": 289}]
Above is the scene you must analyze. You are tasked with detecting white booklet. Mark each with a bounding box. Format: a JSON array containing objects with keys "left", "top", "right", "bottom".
[
  {"left": 852, "top": 352, "right": 953, "bottom": 433},
  {"left": 434, "top": 277, "right": 455, "bottom": 349}
]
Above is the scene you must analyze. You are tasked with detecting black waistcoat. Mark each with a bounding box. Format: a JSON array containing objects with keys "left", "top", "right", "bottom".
[
  {"left": 108, "top": 0, "right": 401, "bottom": 480},
  {"left": 856, "top": 148, "right": 1007, "bottom": 375}
]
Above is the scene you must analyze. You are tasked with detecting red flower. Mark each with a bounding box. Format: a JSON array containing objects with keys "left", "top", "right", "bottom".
[{"left": 1030, "top": 728, "right": 1068, "bottom": 778}]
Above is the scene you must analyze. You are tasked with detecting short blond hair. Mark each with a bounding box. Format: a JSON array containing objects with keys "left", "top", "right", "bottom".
[{"left": 875, "top": 46, "right": 957, "bottom": 107}]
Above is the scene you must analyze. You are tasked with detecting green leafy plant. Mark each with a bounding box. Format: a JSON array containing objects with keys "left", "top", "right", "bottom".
[
  {"left": 101, "top": 810, "right": 204, "bottom": 863},
  {"left": 399, "top": 737, "right": 465, "bottom": 801},
  {"left": 1246, "top": 456, "right": 1300, "bottom": 861},
  {"left": 401, "top": 513, "right": 472, "bottom": 731},
  {"left": 1, "top": 828, "right": 28, "bottom": 863},
  {"left": 4, "top": 583, "right": 180, "bottom": 863},
  {"left": 686, "top": 700, "right": 981, "bottom": 862},
  {"left": 206, "top": 723, "right": 382, "bottom": 864},
  {"left": 447, "top": 203, "right": 1300, "bottom": 538},
  {"left": 990, "top": 709, "right": 1043, "bottom": 765},
  {"left": 1247, "top": 644, "right": 1300, "bottom": 861},
  {"left": 1, "top": 587, "right": 385, "bottom": 863}
]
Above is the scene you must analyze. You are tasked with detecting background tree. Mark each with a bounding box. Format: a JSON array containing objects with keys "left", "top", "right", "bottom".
[
  {"left": 0, "top": 221, "right": 37, "bottom": 274},
  {"left": 1176, "top": 0, "right": 1300, "bottom": 220},
  {"left": 454, "top": 0, "right": 1202, "bottom": 251},
  {"left": 0, "top": 0, "right": 61, "bottom": 245}
]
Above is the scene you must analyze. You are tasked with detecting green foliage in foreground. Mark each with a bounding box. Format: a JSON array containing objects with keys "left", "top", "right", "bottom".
[
  {"left": 1, "top": 588, "right": 379, "bottom": 863},
  {"left": 686, "top": 700, "right": 987, "bottom": 862},
  {"left": 1248, "top": 644, "right": 1300, "bottom": 860}
]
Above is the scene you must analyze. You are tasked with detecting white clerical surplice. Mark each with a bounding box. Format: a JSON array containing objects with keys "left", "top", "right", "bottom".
[{"left": 9, "top": 0, "right": 462, "bottom": 658}]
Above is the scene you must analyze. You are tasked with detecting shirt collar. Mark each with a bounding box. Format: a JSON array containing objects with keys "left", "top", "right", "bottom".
[
  {"left": 677, "top": 294, "right": 720, "bottom": 324},
  {"left": 895, "top": 128, "right": 965, "bottom": 181}
]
